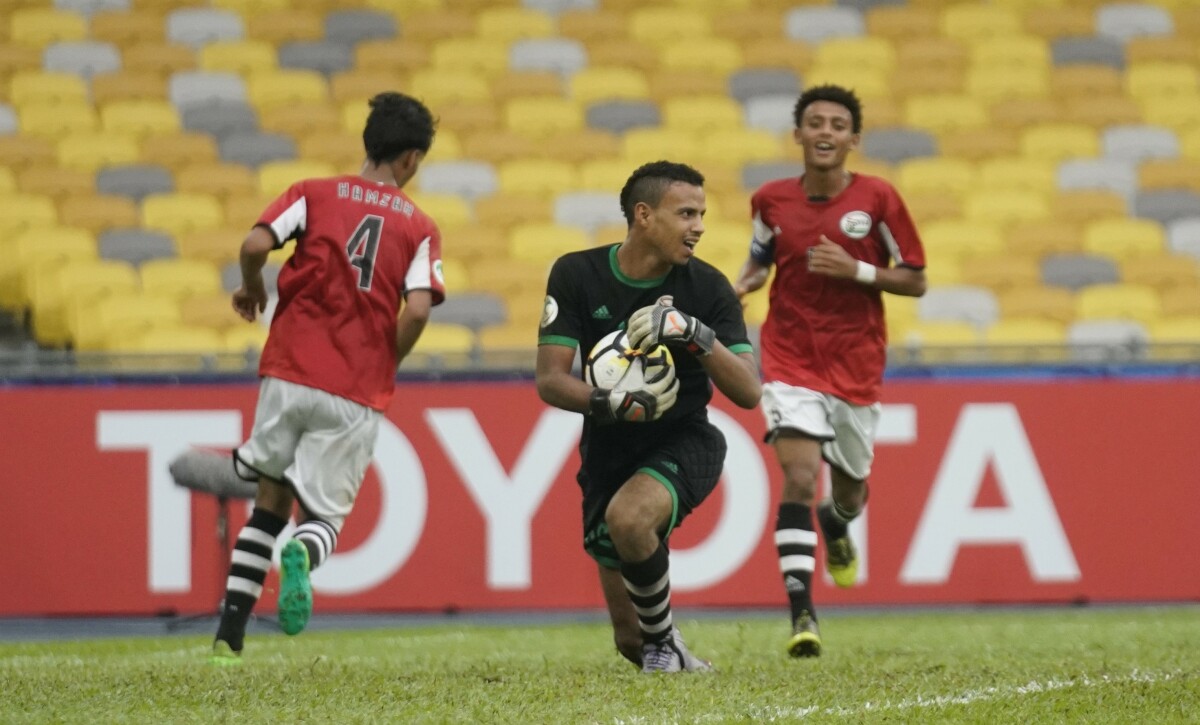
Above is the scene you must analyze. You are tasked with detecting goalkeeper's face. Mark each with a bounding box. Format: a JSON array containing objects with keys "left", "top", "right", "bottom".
[{"left": 645, "top": 182, "right": 706, "bottom": 266}]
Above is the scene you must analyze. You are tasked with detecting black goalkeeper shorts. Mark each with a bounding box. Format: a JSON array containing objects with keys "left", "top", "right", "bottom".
[{"left": 577, "top": 417, "right": 727, "bottom": 568}]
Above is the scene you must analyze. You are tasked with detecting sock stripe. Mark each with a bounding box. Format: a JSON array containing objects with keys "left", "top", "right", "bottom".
[
  {"left": 633, "top": 596, "right": 672, "bottom": 619},
  {"left": 239, "top": 527, "right": 277, "bottom": 548},
  {"left": 227, "top": 577, "right": 263, "bottom": 598},
  {"left": 622, "top": 571, "right": 670, "bottom": 597},
  {"left": 775, "top": 528, "right": 818, "bottom": 547},
  {"left": 231, "top": 549, "right": 272, "bottom": 571},
  {"left": 780, "top": 554, "right": 816, "bottom": 573}
]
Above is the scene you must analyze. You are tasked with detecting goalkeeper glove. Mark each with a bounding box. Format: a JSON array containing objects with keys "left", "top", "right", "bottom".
[{"left": 627, "top": 302, "right": 715, "bottom": 356}]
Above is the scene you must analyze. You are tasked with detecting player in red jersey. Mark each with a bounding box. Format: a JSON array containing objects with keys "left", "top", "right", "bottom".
[
  {"left": 733, "top": 85, "right": 927, "bottom": 658},
  {"left": 208, "top": 92, "right": 443, "bottom": 662}
]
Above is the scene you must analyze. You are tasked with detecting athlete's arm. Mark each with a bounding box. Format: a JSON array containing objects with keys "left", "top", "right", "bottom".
[
  {"left": 232, "top": 225, "right": 274, "bottom": 322},
  {"left": 732, "top": 258, "right": 771, "bottom": 299},
  {"left": 807, "top": 236, "right": 926, "bottom": 297},
  {"left": 536, "top": 343, "right": 592, "bottom": 414},
  {"left": 698, "top": 348, "right": 761, "bottom": 409},
  {"left": 395, "top": 290, "right": 432, "bottom": 364}
]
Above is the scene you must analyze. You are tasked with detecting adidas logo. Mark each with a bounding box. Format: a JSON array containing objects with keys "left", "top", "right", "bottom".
[
  {"left": 785, "top": 574, "right": 806, "bottom": 592},
  {"left": 592, "top": 305, "right": 612, "bottom": 319},
  {"left": 661, "top": 461, "right": 679, "bottom": 474}
]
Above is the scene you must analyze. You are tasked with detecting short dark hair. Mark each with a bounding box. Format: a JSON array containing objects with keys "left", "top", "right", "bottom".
[
  {"left": 793, "top": 84, "right": 862, "bottom": 134},
  {"left": 362, "top": 92, "right": 437, "bottom": 164},
  {"left": 618, "top": 160, "right": 705, "bottom": 224}
]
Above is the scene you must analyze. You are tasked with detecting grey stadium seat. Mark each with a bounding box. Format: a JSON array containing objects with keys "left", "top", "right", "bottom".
[
  {"left": 1050, "top": 37, "right": 1124, "bottom": 70},
  {"left": 784, "top": 7, "right": 864, "bottom": 43},
  {"left": 744, "top": 94, "right": 797, "bottom": 134},
  {"left": 521, "top": 0, "right": 596, "bottom": 14},
  {"left": 222, "top": 261, "right": 281, "bottom": 293},
  {"left": 169, "top": 71, "right": 247, "bottom": 111},
  {"left": 182, "top": 102, "right": 258, "bottom": 139},
  {"left": 728, "top": 69, "right": 801, "bottom": 104},
  {"left": 1167, "top": 217, "right": 1200, "bottom": 261},
  {"left": 1041, "top": 253, "right": 1120, "bottom": 291},
  {"left": 742, "top": 161, "right": 805, "bottom": 190},
  {"left": 553, "top": 191, "right": 625, "bottom": 234},
  {"left": 1133, "top": 190, "right": 1200, "bottom": 227},
  {"left": 585, "top": 100, "right": 660, "bottom": 134},
  {"left": 1096, "top": 3, "right": 1173, "bottom": 43},
  {"left": 860, "top": 128, "right": 937, "bottom": 164},
  {"left": 509, "top": 38, "right": 588, "bottom": 76},
  {"left": 166, "top": 8, "right": 244, "bottom": 49},
  {"left": 917, "top": 285, "right": 999, "bottom": 327},
  {"left": 430, "top": 291, "right": 508, "bottom": 331},
  {"left": 1067, "top": 320, "right": 1148, "bottom": 362},
  {"left": 836, "top": 0, "right": 906, "bottom": 10},
  {"left": 417, "top": 160, "right": 498, "bottom": 200},
  {"left": 99, "top": 229, "right": 176, "bottom": 266},
  {"left": 324, "top": 9, "right": 398, "bottom": 44},
  {"left": 1102, "top": 125, "right": 1180, "bottom": 163},
  {"left": 54, "top": 0, "right": 130, "bottom": 15},
  {"left": 219, "top": 131, "right": 296, "bottom": 167},
  {"left": 278, "top": 41, "right": 354, "bottom": 76},
  {"left": 0, "top": 104, "right": 16, "bottom": 135},
  {"left": 96, "top": 165, "right": 174, "bottom": 202},
  {"left": 43, "top": 41, "right": 121, "bottom": 78},
  {"left": 1056, "top": 158, "right": 1138, "bottom": 199}
]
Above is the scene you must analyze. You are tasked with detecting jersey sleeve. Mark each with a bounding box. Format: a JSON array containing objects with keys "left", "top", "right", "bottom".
[
  {"left": 257, "top": 181, "right": 308, "bottom": 249},
  {"left": 749, "top": 189, "right": 776, "bottom": 266},
  {"left": 538, "top": 255, "right": 583, "bottom": 349},
  {"left": 704, "top": 268, "right": 754, "bottom": 356},
  {"left": 878, "top": 183, "right": 926, "bottom": 270},
  {"left": 403, "top": 217, "right": 446, "bottom": 306}
]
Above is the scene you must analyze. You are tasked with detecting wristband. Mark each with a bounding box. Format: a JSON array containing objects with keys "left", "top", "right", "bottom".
[{"left": 855, "top": 261, "right": 877, "bottom": 285}]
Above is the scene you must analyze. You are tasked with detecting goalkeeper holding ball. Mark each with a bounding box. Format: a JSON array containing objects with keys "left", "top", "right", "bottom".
[{"left": 536, "top": 161, "right": 761, "bottom": 674}]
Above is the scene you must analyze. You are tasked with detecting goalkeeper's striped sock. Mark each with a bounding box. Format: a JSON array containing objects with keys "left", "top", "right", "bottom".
[
  {"left": 621, "top": 543, "right": 673, "bottom": 645},
  {"left": 294, "top": 519, "right": 337, "bottom": 571},
  {"left": 775, "top": 502, "right": 817, "bottom": 625},
  {"left": 215, "top": 507, "right": 287, "bottom": 652}
]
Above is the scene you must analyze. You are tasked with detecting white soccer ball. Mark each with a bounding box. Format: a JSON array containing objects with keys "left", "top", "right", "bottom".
[{"left": 584, "top": 329, "right": 674, "bottom": 392}]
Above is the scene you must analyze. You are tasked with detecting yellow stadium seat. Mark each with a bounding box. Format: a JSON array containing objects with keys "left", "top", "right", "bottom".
[
  {"left": 1185, "top": 128, "right": 1200, "bottom": 162},
  {"left": 509, "top": 223, "right": 591, "bottom": 266},
  {"left": 570, "top": 67, "right": 651, "bottom": 104},
  {"left": 920, "top": 218, "right": 1005, "bottom": 261},
  {"left": 31, "top": 258, "right": 139, "bottom": 347},
  {"left": 412, "top": 322, "right": 475, "bottom": 363},
  {"left": 478, "top": 323, "right": 537, "bottom": 353},
  {"left": 1022, "top": 6, "right": 1094, "bottom": 40},
  {"left": 924, "top": 258, "right": 962, "bottom": 288},
  {"left": 141, "top": 192, "right": 224, "bottom": 236},
  {"left": 471, "top": 266, "right": 551, "bottom": 314},
  {"left": 1148, "top": 317, "right": 1200, "bottom": 360},
  {"left": 977, "top": 157, "right": 1057, "bottom": 194},
  {"left": 578, "top": 159, "right": 636, "bottom": 193},
  {"left": 896, "top": 157, "right": 976, "bottom": 199},
  {"left": 739, "top": 38, "right": 813, "bottom": 76},
  {"left": 57, "top": 132, "right": 140, "bottom": 172},
  {"left": 409, "top": 69, "right": 491, "bottom": 106},
  {"left": 261, "top": 100, "right": 343, "bottom": 138},
  {"left": 989, "top": 98, "right": 1063, "bottom": 131},
  {"left": 90, "top": 10, "right": 166, "bottom": 46},
  {"left": 1126, "top": 62, "right": 1199, "bottom": 103},
  {"left": 999, "top": 285, "right": 1077, "bottom": 325},
  {"left": 8, "top": 8, "right": 87, "bottom": 48},
  {"left": 1051, "top": 190, "right": 1128, "bottom": 224},
  {"left": 431, "top": 38, "right": 508, "bottom": 77},
  {"left": 140, "top": 258, "right": 223, "bottom": 302},
  {"left": 211, "top": 0, "right": 292, "bottom": 12},
  {"left": 504, "top": 97, "right": 584, "bottom": 139},
  {"left": 895, "top": 37, "right": 967, "bottom": 74},
  {"left": 476, "top": 194, "right": 552, "bottom": 233},
  {"left": 258, "top": 160, "right": 337, "bottom": 196},
  {"left": 592, "top": 223, "right": 629, "bottom": 248},
  {"left": 174, "top": 162, "right": 256, "bottom": 201},
  {"left": 120, "top": 325, "right": 224, "bottom": 354},
  {"left": 965, "top": 66, "right": 1049, "bottom": 103},
  {"left": 629, "top": 7, "right": 711, "bottom": 46},
  {"left": 959, "top": 255, "right": 1042, "bottom": 293},
  {"left": 19, "top": 102, "right": 98, "bottom": 139},
  {"left": 497, "top": 159, "right": 578, "bottom": 197},
  {"left": 1138, "top": 159, "right": 1200, "bottom": 193},
  {"left": 476, "top": 7, "right": 555, "bottom": 42},
  {"left": 431, "top": 101, "right": 499, "bottom": 137},
  {"left": 71, "top": 292, "right": 182, "bottom": 351},
  {"left": 174, "top": 227, "right": 241, "bottom": 267},
  {"left": 299, "top": 131, "right": 363, "bottom": 171},
  {"left": 461, "top": 129, "right": 538, "bottom": 165},
  {"left": 866, "top": 6, "right": 938, "bottom": 40},
  {"left": 940, "top": 5, "right": 1022, "bottom": 41},
  {"left": 100, "top": 100, "right": 181, "bottom": 139},
  {"left": 0, "top": 193, "right": 57, "bottom": 238},
  {"left": 245, "top": 9, "right": 324, "bottom": 45},
  {"left": 57, "top": 193, "right": 139, "bottom": 234},
  {"left": 904, "top": 94, "right": 989, "bottom": 135},
  {"left": 92, "top": 71, "right": 168, "bottom": 105},
  {"left": 969, "top": 35, "right": 1049, "bottom": 72},
  {"left": 438, "top": 257, "right": 470, "bottom": 294},
  {"left": 696, "top": 129, "right": 783, "bottom": 167},
  {"left": 1076, "top": 283, "right": 1160, "bottom": 325},
  {"left": 938, "top": 128, "right": 1021, "bottom": 162},
  {"left": 1140, "top": 96, "right": 1200, "bottom": 134},
  {"left": 441, "top": 224, "right": 508, "bottom": 261},
  {"left": 891, "top": 67, "right": 966, "bottom": 99},
  {"left": 491, "top": 71, "right": 564, "bottom": 103},
  {"left": 17, "top": 166, "right": 94, "bottom": 203},
  {"left": 903, "top": 193, "right": 963, "bottom": 225},
  {"left": 122, "top": 42, "right": 197, "bottom": 77},
  {"left": 1082, "top": 218, "right": 1165, "bottom": 260},
  {"left": 557, "top": 9, "right": 628, "bottom": 44},
  {"left": 537, "top": 130, "right": 621, "bottom": 165},
  {"left": 9, "top": 70, "right": 88, "bottom": 106},
  {"left": 1125, "top": 37, "right": 1197, "bottom": 65},
  {"left": 805, "top": 66, "right": 892, "bottom": 102},
  {"left": 815, "top": 37, "right": 896, "bottom": 74},
  {"left": 1006, "top": 220, "right": 1084, "bottom": 257},
  {"left": 1121, "top": 254, "right": 1199, "bottom": 289},
  {"left": 1062, "top": 95, "right": 1144, "bottom": 130},
  {"left": 425, "top": 128, "right": 461, "bottom": 163},
  {"left": 1161, "top": 286, "right": 1200, "bottom": 318},
  {"left": 0, "top": 169, "right": 14, "bottom": 194},
  {"left": 1018, "top": 123, "right": 1099, "bottom": 161},
  {"left": 200, "top": 40, "right": 278, "bottom": 75},
  {"left": 397, "top": 9, "right": 474, "bottom": 42},
  {"left": 246, "top": 70, "right": 328, "bottom": 111},
  {"left": 4, "top": 225, "right": 97, "bottom": 310},
  {"left": 661, "top": 95, "right": 742, "bottom": 133},
  {"left": 896, "top": 321, "right": 981, "bottom": 362},
  {"left": 621, "top": 128, "right": 702, "bottom": 165},
  {"left": 329, "top": 70, "right": 409, "bottom": 105},
  {"left": 353, "top": 39, "right": 430, "bottom": 74},
  {"left": 659, "top": 39, "right": 743, "bottom": 75},
  {"left": 223, "top": 324, "right": 270, "bottom": 354},
  {"left": 964, "top": 190, "right": 1049, "bottom": 226},
  {"left": 984, "top": 317, "right": 1068, "bottom": 361},
  {"left": 407, "top": 193, "right": 472, "bottom": 231},
  {"left": 140, "top": 132, "right": 219, "bottom": 171},
  {"left": 1049, "top": 65, "right": 1123, "bottom": 100},
  {"left": 648, "top": 69, "right": 726, "bottom": 101}
]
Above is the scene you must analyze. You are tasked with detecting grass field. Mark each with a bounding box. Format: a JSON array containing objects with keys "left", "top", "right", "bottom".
[{"left": 1, "top": 607, "right": 1197, "bottom": 723}]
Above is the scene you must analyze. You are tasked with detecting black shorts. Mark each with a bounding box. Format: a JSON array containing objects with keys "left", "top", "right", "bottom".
[{"left": 578, "top": 418, "right": 727, "bottom": 567}]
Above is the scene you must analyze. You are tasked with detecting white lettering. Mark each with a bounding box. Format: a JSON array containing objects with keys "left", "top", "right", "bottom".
[{"left": 900, "top": 404, "right": 1080, "bottom": 584}]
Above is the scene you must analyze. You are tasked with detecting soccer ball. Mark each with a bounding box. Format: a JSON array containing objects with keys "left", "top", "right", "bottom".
[{"left": 584, "top": 329, "right": 674, "bottom": 392}]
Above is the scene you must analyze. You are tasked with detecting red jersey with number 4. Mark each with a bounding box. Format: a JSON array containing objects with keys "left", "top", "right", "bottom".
[
  {"left": 750, "top": 173, "right": 925, "bottom": 405},
  {"left": 256, "top": 176, "right": 444, "bottom": 410}
]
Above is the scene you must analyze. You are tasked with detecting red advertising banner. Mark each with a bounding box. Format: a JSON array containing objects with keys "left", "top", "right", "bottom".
[{"left": 1, "top": 379, "right": 1197, "bottom": 616}]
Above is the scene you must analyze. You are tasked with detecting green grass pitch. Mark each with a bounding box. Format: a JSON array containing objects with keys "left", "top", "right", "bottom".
[{"left": 2, "top": 607, "right": 1197, "bottom": 723}]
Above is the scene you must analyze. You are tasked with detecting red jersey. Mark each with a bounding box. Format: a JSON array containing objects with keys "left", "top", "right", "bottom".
[
  {"left": 256, "top": 176, "right": 445, "bottom": 410},
  {"left": 751, "top": 173, "right": 925, "bottom": 404}
]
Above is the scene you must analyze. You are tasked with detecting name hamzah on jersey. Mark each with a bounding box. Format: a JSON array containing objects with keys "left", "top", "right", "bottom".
[
  {"left": 256, "top": 176, "right": 445, "bottom": 411},
  {"left": 750, "top": 173, "right": 926, "bottom": 405}
]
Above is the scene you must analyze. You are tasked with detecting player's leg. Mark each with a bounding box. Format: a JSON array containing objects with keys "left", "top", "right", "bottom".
[
  {"left": 597, "top": 564, "right": 643, "bottom": 667},
  {"left": 817, "top": 399, "right": 879, "bottom": 589}
]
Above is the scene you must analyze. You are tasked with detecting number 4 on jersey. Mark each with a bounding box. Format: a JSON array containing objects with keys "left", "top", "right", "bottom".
[{"left": 346, "top": 215, "right": 383, "bottom": 290}]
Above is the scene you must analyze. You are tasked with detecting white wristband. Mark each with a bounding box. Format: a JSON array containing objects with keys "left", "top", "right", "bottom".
[{"left": 855, "top": 260, "right": 877, "bottom": 285}]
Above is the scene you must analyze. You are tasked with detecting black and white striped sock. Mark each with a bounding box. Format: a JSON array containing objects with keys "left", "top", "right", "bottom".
[
  {"left": 216, "top": 507, "right": 286, "bottom": 651},
  {"left": 621, "top": 543, "right": 673, "bottom": 645},
  {"left": 776, "top": 502, "right": 817, "bottom": 624},
  {"left": 293, "top": 519, "right": 338, "bottom": 571}
]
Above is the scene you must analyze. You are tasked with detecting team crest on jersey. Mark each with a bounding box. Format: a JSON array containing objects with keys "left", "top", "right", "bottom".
[
  {"left": 839, "top": 211, "right": 873, "bottom": 240},
  {"left": 541, "top": 295, "right": 559, "bottom": 328}
]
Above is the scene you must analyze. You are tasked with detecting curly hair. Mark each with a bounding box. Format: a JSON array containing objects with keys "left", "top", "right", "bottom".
[
  {"left": 792, "top": 84, "right": 862, "bottom": 134},
  {"left": 618, "top": 160, "right": 706, "bottom": 224},
  {"left": 362, "top": 92, "right": 437, "bottom": 164}
]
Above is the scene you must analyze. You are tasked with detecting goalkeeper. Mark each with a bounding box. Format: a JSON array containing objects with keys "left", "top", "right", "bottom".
[{"left": 536, "top": 161, "right": 761, "bottom": 674}]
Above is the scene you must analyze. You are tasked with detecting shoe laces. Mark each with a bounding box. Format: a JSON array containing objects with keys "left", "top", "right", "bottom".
[
  {"left": 827, "top": 537, "right": 854, "bottom": 566},
  {"left": 643, "top": 641, "right": 682, "bottom": 671}
]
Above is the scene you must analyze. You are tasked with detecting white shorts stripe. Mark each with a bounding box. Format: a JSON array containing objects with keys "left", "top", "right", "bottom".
[
  {"left": 231, "top": 549, "right": 272, "bottom": 572},
  {"left": 780, "top": 554, "right": 816, "bottom": 573},
  {"left": 775, "top": 529, "right": 819, "bottom": 547},
  {"left": 226, "top": 577, "right": 263, "bottom": 599}
]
